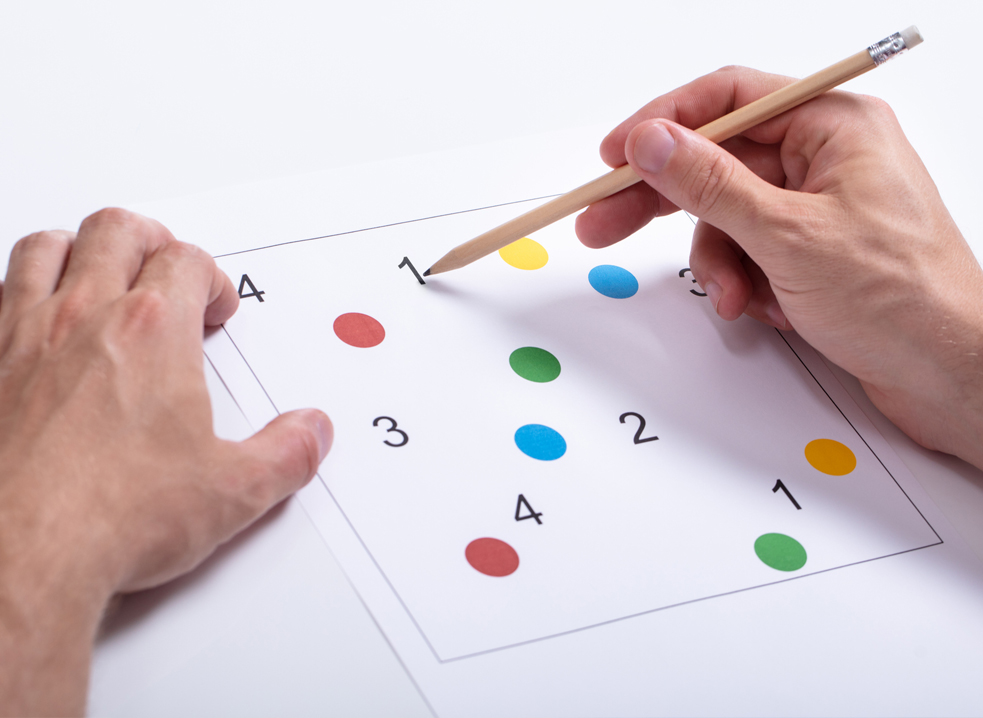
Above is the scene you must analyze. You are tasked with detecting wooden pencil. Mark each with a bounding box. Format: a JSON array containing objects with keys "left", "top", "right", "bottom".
[{"left": 424, "top": 26, "right": 923, "bottom": 277}]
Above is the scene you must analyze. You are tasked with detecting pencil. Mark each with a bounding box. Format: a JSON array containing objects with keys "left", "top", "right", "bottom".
[{"left": 424, "top": 26, "right": 923, "bottom": 277}]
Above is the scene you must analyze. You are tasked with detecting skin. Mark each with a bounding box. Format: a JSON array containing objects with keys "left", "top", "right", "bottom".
[
  {"left": 577, "top": 66, "right": 983, "bottom": 470},
  {"left": 2, "top": 66, "right": 982, "bottom": 715},
  {"left": 0, "top": 209, "right": 332, "bottom": 716}
]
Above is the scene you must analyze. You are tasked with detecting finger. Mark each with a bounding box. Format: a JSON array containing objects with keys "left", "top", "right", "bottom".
[
  {"left": 575, "top": 182, "right": 674, "bottom": 249},
  {"left": 234, "top": 409, "right": 333, "bottom": 512},
  {"left": 129, "top": 240, "right": 240, "bottom": 329},
  {"left": 0, "top": 230, "right": 75, "bottom": 327},
  {"left": 688, "top": 221, "right": 752, "bottom": 321},
  {"left": 599, "top": 66, "right": 797, "bottom": 168},
  {"left": 741, "top": 257, "right": 790, "bottom": 330},
  {"left": 626, "top": 119, "right": 790, "bottom": 251},
  {"left": 578, "top": 136, "right": 785, "bottom": 250},
  {"left": 58, "top": 208, "right": 177, "bottom": 306}
]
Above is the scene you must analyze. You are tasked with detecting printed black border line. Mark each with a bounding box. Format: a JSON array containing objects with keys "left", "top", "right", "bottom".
[
  {"left": 203, "top": 350, "right": 253, "bottom": 432},
  {"left": 215, "top": 328, "right": 440, "bottom": 718},
  {"left": 685, "top": 207, "right": 940, "bottom": 541},
  {"left": 212, "top": 194, "right": 561, "bottom": 259},
  {"left": 775, "top": 331, "right": 942, "bottom": 542},
  {"left": 213, "top": 204, "right": 945, "bottom": 665}
]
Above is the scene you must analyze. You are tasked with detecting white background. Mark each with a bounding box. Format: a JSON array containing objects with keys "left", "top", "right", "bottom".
[{"left": 3, "top": 2, "right": 983, "bottom": 715}]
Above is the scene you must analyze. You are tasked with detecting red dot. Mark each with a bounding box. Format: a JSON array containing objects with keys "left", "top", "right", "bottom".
[
  {"left": 465, "top": 538, "right": 519, "bottom": 577},
  {"left": 333, "top": 312, "right": 385, "bottom": 348}
]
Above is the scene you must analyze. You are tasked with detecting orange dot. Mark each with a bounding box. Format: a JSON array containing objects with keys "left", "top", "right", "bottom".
[{"left": 804, "top": 439, "right": 856, "bottom": 475}]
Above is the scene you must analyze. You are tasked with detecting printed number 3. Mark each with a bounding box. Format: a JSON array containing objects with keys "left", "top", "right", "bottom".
[{"left": 373, "top": 416, "right": 409, "bottom": 447}]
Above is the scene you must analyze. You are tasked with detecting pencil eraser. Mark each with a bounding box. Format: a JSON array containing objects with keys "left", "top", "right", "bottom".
[{"left": 900, "top": 25, "right": 924, "bottom": 49}]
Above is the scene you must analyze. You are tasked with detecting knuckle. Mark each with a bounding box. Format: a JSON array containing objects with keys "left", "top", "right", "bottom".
[
  {"left": 11, "top": 230, "right": 73, "bottom": 259},
  {"left": 839, "top": 94, "right": 898, "bottom": 131},
  {"left": 684, "top": 151, "right": 734, "bottom": 217},
  {"left": 118, "top": 287, "right": 170, "bottom": 333},
  {"left": 156, "top": 239, "right": 210, "bottom": 266},
  {"left": 80, "top": 207, "right": 143, "bottom": 233},
  {"left": 858, "top": 94, "right": 894, "bottom": 118},
  {"left": 50, "top": 289, "right": 93, "bottom": 336}
]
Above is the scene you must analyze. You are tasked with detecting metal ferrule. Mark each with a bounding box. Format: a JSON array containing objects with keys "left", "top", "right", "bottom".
[{"left": 868, "top": 32, "right": 907, "bottom": 65}]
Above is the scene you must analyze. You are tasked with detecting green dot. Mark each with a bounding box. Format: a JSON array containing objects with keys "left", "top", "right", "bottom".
[
  {"left": 754, "top": 533, "right": 807, "bottom": 572},
  {"left": 509, "top": 347, "right": 561, "bottom": 383}
]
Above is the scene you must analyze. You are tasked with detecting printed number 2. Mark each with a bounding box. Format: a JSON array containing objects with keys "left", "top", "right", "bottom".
[
  {"left": 238, "top": 274, "right": 266, "bottom": 302},
  {"left": 515, "top": 494, "right": 543, "bottom": 524},
  {"left": 372, "top": 416, "right": 409, "bottom": 447},
  {"left": 619, "top": 412, "right": 659, "bottom": 444}
]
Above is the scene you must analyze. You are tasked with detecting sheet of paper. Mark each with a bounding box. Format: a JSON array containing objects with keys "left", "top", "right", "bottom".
[{"left": 140, "top": 129, "right": 983, "bottom": 716}]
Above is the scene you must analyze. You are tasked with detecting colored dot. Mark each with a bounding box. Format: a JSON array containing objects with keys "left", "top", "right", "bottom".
[
  {"left": 588, "top": 265, "right": 638, "bottom": 298},
  {"left": 754, "top": 533, "right": 807, "bottom": 572},
  {"left": 466, "top": 537, "right": 519, "bottom": 577},
  {"left": 499, "top": 237, "right": 548, "bottom": 270},
  {"left": 333, "top": 312, "right": 385, "bottom": 348},
  {"left": 804, "top": 439, "right": 856, "bottom": 475},
  {"left": 514, "top": 424, "right": 566, "bottom": 461},
  {"left": 509, "top": 347, "right": 561, "bottom": 383}
]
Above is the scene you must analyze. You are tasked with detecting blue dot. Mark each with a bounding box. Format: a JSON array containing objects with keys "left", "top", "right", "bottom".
[
  {"left": 514, "top": 424, "right": 567, "bottom": 461},
  {"left": 588, "top": 265, "right": 638, "bottom": 299}
]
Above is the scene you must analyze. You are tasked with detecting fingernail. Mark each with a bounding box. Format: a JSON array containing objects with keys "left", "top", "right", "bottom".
[
  {"left": 633, "top": 122, "right": 675, "bottom": 173},
  {"left": 765, "top": 300, "right": 788, "bottom": 330},
  {"left": 704, "top": 281, "right": 722, "bottom": 312},
  {"left": 314, "top": 414, "right": 334, "bottom": 459}
]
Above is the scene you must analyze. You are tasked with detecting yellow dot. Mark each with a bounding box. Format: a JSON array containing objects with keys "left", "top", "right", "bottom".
[
  {"left": 804, "top": 439, "right": 856, "bottom": 475},
  {"left": 498, "top": 237, "right": 548, "bottom": 270}
]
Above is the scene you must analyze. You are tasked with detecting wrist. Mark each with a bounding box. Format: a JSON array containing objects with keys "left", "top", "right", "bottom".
[
  {"left": 0, "top": 479, "right": 118, "bottom": 714},
  {"left": 862, "top": 293, "right": 983, "bottom": 470}
]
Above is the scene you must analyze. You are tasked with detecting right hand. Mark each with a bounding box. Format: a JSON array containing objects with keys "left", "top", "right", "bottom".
[{"left": 576, "top": 67, "right": 983, "bottom": 468}]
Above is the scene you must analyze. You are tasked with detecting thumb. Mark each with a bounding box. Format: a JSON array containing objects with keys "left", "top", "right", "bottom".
[
  {"left": 626, "top": 119, "right": 779, "bottom": 242},
  {"left": 237, "top": 409, "right": 333, "bottom": 504}
]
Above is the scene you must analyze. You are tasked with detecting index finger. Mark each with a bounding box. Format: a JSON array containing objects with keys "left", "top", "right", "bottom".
[{"left": 599, "top": 66, "right": 797, "bottom": 168}]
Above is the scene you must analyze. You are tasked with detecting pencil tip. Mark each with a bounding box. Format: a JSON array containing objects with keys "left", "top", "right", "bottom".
[{"left": 422, "top": 268, "right": 431, "bottom": 277}]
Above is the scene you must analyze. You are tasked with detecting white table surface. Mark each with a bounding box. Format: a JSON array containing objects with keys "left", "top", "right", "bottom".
[{"left": 3, "top": 2, "right": 983, "bottom": 715}]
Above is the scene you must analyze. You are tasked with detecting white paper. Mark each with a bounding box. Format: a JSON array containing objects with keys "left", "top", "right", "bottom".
[{"left": 138, "top": 130, "right": 983, "bottom": 716}]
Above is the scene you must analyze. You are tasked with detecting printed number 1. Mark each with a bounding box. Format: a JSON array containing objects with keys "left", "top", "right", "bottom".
[
  {"left": 398, "top": 257, "right": 426, "bottom": 285},
  {"left": 772, "top": 479, "right": 802, "bottom": 510}
]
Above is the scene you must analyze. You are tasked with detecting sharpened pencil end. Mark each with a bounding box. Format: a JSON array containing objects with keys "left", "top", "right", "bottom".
[{"left": 423, "top": 268, "right": 431, "bottom": 277}]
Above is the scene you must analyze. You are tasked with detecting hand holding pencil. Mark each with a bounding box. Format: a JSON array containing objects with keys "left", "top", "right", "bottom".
[
  {"left": 430, "top": 26, "right": 983, "bottom": 470},
  {"left": 425, "top": 27, "right": 921, "bottom": 277},
  {"left": 584, "top": 44, "right": 983, "bottom": 472}
]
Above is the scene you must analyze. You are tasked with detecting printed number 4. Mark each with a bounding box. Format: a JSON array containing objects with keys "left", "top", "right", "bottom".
[
  {"left": 238, "top": 274, "right": 266, "bottom": 302},
  {"left": 515, "top": 494, "right": 543, "bottom": 524}
]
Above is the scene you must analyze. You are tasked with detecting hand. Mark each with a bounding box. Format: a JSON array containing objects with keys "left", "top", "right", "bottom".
[
  {"left": 0, "top": 209, "right": 332, "bottom": 716},
  {"left": 576, "top": 67, "right": 983, "bottom": 469}
]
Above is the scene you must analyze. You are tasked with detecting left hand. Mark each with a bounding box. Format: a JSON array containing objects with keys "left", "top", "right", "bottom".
[{"left": 0, "top": 208, "right": 332, "bottom": 716}]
